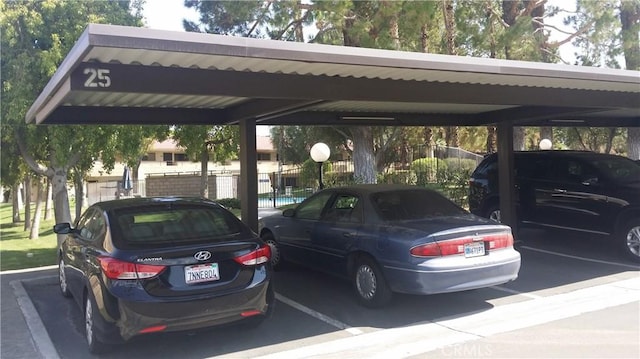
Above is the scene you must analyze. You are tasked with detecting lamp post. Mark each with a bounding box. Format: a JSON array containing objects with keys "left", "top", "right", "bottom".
[{"left": 310, "top": 142, "right": 330, "bottom": 190}]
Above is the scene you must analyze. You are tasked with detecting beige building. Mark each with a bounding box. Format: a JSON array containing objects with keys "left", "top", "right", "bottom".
[{"left": 86, "top": 136, "right": 280, "bottom": 204}]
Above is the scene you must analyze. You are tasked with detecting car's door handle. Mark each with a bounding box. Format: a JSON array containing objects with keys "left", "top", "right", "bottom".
[
  {"left": 554, "top": 189, "right": 567, "bottom": 193},
  {"left": 343, "top": 232, "right": 357, "bottom": 238}
]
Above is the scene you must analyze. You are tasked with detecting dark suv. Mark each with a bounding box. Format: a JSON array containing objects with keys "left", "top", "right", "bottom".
[{"left": 469, "top": 151, "right": 640, "bottom": 262}]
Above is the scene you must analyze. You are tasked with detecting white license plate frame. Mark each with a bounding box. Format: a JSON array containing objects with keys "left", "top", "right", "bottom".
[
  {"left": 464, "top": 242, "right": 486, "bottom": 258},
  {"left": 185, "top": 263, "right": 220, "bottom": 284}
]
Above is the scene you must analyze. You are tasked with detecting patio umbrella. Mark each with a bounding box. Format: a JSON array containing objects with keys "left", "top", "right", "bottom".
[{"left": 122, "top": 166, "right": 133, "bottom": 195}]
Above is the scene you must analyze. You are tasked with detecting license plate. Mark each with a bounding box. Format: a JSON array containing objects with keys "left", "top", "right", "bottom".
[
  {"left": 464, "top": 242, "right": 485, "bottom": 258},
  {"left": 185, "top": 263, "right": 219, "bottom": 284}
]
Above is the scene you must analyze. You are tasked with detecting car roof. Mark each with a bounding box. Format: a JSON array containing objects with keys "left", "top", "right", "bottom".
[
  {"left": 487, "top": 150, "right": 632, "bottom": 161},
  {"left": 91, "top": 197, "right": 215, "bottom": 211},
  {"left": 325, "top": 184, "right": 437, "bottom": 195}
]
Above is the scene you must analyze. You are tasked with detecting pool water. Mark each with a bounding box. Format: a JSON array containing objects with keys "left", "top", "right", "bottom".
[{"left": 258, "top": 196, "right": 307, "bottom": 208}]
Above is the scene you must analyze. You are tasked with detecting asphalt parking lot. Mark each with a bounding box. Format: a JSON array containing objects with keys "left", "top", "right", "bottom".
[{"left": 5, "top": 228, "right": 640, "bottom": 358}]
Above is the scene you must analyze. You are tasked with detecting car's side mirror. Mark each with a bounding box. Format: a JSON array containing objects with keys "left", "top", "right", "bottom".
[
  {"left": 53, "top": 223, "right": 73, "bottom": 234},
  {"left": 282, "top": 208, "right": 295, "bottom": 217}
]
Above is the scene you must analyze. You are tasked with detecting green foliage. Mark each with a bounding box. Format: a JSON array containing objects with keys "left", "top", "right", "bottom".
[
  {"left": 410, "top": 157, "right": 447, "bottom": 186},
  {"left": 377, "top": 170, "right": 417, "bottom": 185},
  {"left": 300, "top": 158, "right": 333, "bottom": 188},
  {"left": 216, "top": 198, "right": 241, "bottom": 209}
]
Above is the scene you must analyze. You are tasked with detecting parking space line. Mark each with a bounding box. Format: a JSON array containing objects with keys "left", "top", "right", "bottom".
[
  {"left": 275, "top": 293, "right": 364, "bottom": 335},
  {"left": 11, "top": 277, "right": 60, "bottom": 359},
  {"left": 520, "top": 246, "right": 640, "bottom": 269},
  {"left": 490, "top": 285, "right": 542, "bottom": 299},
  {"left": 259, "top": 277, "right": 640, "bottom": 359}
]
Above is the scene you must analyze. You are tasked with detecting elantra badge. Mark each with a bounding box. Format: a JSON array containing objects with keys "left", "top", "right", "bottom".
[{"left": 194, "top": 251, "right": 212, "bottom": 261}]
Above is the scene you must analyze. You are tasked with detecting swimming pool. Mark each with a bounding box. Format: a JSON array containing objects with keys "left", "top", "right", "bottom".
[{"left": 258, "top": 196, "right": 307, "bottom": 208}]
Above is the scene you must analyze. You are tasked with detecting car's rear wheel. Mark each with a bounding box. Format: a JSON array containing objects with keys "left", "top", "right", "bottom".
[
  {"left": 485, "top": 204, "right": 501, "bottom": 223},
  {"left": 262, "top": 232, "right": 283, "bottom": 270},
  {"left": 58, "top": 258, "right": 70, "bottom": 298},
  {"left": 619, "top": 220, "right": 640, "bottom": 263},
  {"left": 85, "top": 292, "right": 109, "bottom": 354},
  {"left": 352, "top": 256, "right": 392, "bottom": 308}
]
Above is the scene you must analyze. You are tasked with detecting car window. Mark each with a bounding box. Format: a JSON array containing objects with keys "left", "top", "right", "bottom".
[
  {"left": 591, "top": 156, "right": 640, "bottom": 183},
  {"left": 76, "top": 208, "right": 106, "bottom": 242},
  {"left": 295, "top": 192, "right": 333, "bottom": 220},
  {"left": 111, "top": 204, "right": 244, "bottom": 245},
  {"left": 552, "top": 158, "right": 596, "bottom": 184},
  {"left": 372, "top": 189, "right": 466, "bottom": 221},
  {"left": 322, "top": 194, "right": 362, "bottom": 223}
]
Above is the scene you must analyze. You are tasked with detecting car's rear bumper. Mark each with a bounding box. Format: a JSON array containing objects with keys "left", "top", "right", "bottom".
[
  {"left": 105, "top": 280, "right": 273, "bottom": 341},
  {"left": 383, "top": 249, "right": 521, "bottom": 295}
]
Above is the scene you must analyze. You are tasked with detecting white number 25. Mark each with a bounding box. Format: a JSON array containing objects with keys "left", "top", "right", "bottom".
[{"left": 83, "top": 68, "right": 111, "bottom": 88}]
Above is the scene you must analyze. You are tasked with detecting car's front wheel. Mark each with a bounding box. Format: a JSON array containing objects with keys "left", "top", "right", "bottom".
[
  {"left": 485, "top": 204, "right": 502, "bottom": 223},
  {"left": 58, "top": 258, "right": 70, "bottom": 298},
  {"left": 262, "top": 232, "right": 283, "bottom": 270},
  {"left": 619, "top": 220, "right": 640, "bottom": 263},
  {"left": 352, "top": 256, "right": 392, "bottom": 308}
]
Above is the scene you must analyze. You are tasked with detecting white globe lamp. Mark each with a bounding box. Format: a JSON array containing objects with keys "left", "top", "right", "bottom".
[
  {"left": 310, "top": 143, "right": 330, "bottom": 189},
  {"left": 539, "top": 139, "right": 552, "bottom": 150}
]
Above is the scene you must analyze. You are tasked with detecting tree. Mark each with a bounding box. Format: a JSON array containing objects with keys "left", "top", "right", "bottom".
[
  {"left": 1, "top": 0, "right": 144, "bottom": 244},
  {"left": 620, "top": 0, "right": 640, "bottom": 159},
  {"left": 172, "top": 125, "right": 239, "bottom": 198}
]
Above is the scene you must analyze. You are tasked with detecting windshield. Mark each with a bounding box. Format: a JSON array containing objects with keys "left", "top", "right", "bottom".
[{"left": 372, "top": 189, "right": 466, "bottom": 221}]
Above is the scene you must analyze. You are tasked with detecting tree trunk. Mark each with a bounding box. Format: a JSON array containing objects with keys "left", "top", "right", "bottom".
[
  {"left": 513, "top": 127, "right": 526, "bottom": 150},
  {"left": 73, "top": 169, "right": 84, "bottom": 221},
  {"left": 23, "top": 176, "right": 31, "bottom": 232},
  {"left": 486, "top": 126, "right": 497, "bottom": 153},
  {"left": 620, "top": 1, "right": 640, "bottom": 159},
  {"left": 540, "top": 127, "right": 553, "bottom": 143},
  {"left": 628, "top": 128, "right": 640, "bottom": 160},
  {"left": 29, "top": 177, "right": 45, "bottom": 240},
  {"left": 44, "top": 179, "right": 53, "bottom": 220},
  {"left": 52, "top": 168, "right": 73, "bottom": 247},
  {"left": 350, "top": 127, "right": 377, "bottom": 184},
  {"left": 12, "top": 183, "right": 21, "bottom": 223},
  {"left": 200, "top": 148, "right": 209, "bottom": 198}
]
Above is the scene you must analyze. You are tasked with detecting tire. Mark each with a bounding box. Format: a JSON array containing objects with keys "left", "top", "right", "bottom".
[
  {"left": 619, "top": 220, "right": 640, "bottom": 263},
  {"left": 352, "top": 256, "right": 392, "bottom": 308},
  {"left": 262, "top": 232, "right": 284, "bottom": 270},
  {"left": 84, "top": 292, "right": 109, "bottom": 354},
  {"left": 484, "top": 204, "right": 501, "bottom": 223},
  {"left": 58, "top": 258, "right": 71, "bottom": 298}
]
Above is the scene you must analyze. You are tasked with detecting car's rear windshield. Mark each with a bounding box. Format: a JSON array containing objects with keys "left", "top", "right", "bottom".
[
  {"left": 371, "top": 189, "right": 466, "bottom": 221},
  {"left": 110, "top": 204, "right": 245, "bottom": 245}
]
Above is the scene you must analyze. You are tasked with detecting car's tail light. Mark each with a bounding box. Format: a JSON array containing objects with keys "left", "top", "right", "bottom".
[
  {"left": 139, "top": 325, "right": 167, "bottom": 334},
  {"left": 410, "top": 232, "right": 513, "bottom": 257},
  {"left": 234, "top": 245, "right": 271, "bottom": 266},
  {"left": 98, "top": 257, "right": 166, "bottom": 280}
]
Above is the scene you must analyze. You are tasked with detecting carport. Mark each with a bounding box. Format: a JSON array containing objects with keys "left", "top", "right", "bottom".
[{"left": 26, "top": 24, "right": 640, "bottom": 232}]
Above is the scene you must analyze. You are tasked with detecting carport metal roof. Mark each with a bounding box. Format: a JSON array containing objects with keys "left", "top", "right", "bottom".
[
  {"left": 27, "top": 24, "right": 639, "bottom": 128},
  {"left": 26, "top": 24, "right": 640, "bottom": 232}
]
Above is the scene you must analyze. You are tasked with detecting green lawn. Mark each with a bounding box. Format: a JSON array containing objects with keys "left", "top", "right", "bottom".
[{"left": 0, "top": 203, "right": 59, "bottom": 271}]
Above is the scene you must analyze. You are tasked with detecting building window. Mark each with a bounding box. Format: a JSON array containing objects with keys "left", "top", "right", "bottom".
[
  {"left": 163, "top": 153, "right": 173, "bottom": 161},
  {"left": 174, "top": 153, "right": 188, "bottom": 161},
  {"left": 142, "top": 153, "right": 156, "bottom": 161},
  {"left": 257, "top": 153, "right": 271, "bottom": 161}
]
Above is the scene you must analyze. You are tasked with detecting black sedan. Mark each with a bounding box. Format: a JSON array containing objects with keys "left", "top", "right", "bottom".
[
  {"left": 258, "top": 185, "right": 520, "bottom": 308},
  {"left": 54, "top": 197, "right": 274, "bottom": 353}
]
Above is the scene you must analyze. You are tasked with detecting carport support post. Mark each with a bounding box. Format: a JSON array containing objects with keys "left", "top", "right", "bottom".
[
  {"left": 497, "top": 120, "right": 519, "bottom": 236},
  {"left": 240, "top": 119, "right": 259, "bottom": 232}
]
